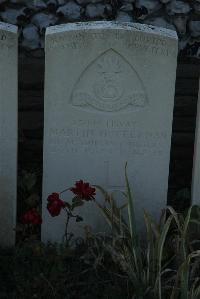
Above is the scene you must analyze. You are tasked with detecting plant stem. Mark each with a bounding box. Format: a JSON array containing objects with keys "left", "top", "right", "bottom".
[
  {"left": 65, "top": 211, "right": 71, "bottom": 247},
  {"left": 60, "top": 188, "right": 70, "bottom": 194}
]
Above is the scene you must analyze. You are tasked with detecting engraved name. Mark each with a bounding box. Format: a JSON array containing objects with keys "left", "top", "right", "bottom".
[{"left": 47, "top": 127, "right": 168, "bottom": 157}]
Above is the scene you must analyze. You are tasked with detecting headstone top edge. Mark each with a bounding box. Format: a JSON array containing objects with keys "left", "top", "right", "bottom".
[
  {"left": 0, "top": 21, "right": 18, "bottom": 34},
  {"left": 46, "top": 21, "right": 178, "bottom": 40}
]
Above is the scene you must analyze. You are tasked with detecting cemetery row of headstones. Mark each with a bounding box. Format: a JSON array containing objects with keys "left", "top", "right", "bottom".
[
  {"left": 0, "top": 22, "right": 18, "bottom": 247},
  {"left": 0, "top": 20, "right": 198, "bottom": 247}
]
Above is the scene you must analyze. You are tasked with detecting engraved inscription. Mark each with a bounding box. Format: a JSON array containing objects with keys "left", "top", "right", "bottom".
[
  {"left": 0, "top": 33, "right": 15, "bottom": 49},
  {"left": 46, "top": 30, "right": 176, "bottom": 57},
  {"left": 0, "top": 34, "right": 6, "bottom": 41},
  {"left": 71, "top": 49, "right": 147, "bottom": 112},
  {"left": 47, "top": 121, "right": 168, "bottom": 157}
]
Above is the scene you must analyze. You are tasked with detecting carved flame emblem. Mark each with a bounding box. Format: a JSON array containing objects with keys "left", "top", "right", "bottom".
[{"left": 71, "top": 49, "right": 148, "bottom": 112}]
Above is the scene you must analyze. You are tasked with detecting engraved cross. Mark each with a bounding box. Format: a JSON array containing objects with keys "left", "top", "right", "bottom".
[{"left": 104, "top": 161, "right": 125, "bottom": 192}]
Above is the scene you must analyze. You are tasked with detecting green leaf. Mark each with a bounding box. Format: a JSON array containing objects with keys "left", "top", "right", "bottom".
[
  {"left": 71, "top": 198, "right": 84, "bottom": 209},
  {"left": 157, "top": 215, "right": 174, "bottom": 299},
  {"left": 181, "top": 206, "right": 194, "bottom": 260},
  {"left": 76, "top": 215, "right": 83, "bottom": 222},
  {"left": 94, "top": 185, "right": 109, "bottom": 201},
  {"left": 64, "top": 202, "right": 71, "bottom": 209},
  {"left": 125, "top": 162, "right": 138, "bottom": 248}
]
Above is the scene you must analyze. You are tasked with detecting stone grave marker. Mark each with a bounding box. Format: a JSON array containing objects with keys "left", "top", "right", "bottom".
[
  {"left": 42, "top": 22, "right": 178, "bottom": 242},
  {"left": 0, "top": 22, "right": 18, "bottom": 247},
  {"left": 192, "top": 79, "right": 200, "bottom": 204}
]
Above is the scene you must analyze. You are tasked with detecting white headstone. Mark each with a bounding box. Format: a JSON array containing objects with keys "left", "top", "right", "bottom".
[
  {"left": 192, "top": 79, "right": 200, "bottom": 204},
  {"left": 0, "top": 22, "right": 18, "bottom": 247},
  {"left": 42, "top": 22, "right": 178, "bottom": 243}
]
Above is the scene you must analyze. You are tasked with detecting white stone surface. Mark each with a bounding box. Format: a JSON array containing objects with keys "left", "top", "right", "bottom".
[
  {"left": 192, "top": 79, "right": 200, "bottom": 204},
  {"left": 0, "top": 22, "right": 18, "bottom": 247},
  {"left": 42, "top": 21, "right": 178, "bottom": 243}
]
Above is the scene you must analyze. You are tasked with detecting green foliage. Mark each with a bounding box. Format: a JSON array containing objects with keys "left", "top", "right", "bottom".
[
  {"left": 18, "top": 170, "right": 40, "bottom": 207},
  {"left": 0, "top": 241, "right": 133, "bottom": 299},
  {"left": 3, "top": 168, "right": 200, "bottom": 298},
  {"left": 93, "top": 166, "right": 200, "bottom": 299}
]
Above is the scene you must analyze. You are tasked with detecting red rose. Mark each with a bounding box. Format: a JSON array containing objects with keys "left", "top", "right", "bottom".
[
  {"left": 47, "top": 192, "right": 65, "bottom": 217},
  {"left": 21, "top": 209, "right": 42, "bottom": 225},
  {"left": 70, "top": 180, "right": 96, "bottom": 201},
  {"left": 47, "top": 192, "right": 60, "bottom": 203}
]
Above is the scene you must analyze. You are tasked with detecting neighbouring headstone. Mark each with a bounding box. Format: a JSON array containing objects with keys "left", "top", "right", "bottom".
[
  {"left": 42, "top": 22, "right": 178, "bottom": 243},
  {"left": 192, "top": 79, "right": 200, "bottom": 204},
  {"left": 0, "top": 22, "right": 18, "bottom": 247}
]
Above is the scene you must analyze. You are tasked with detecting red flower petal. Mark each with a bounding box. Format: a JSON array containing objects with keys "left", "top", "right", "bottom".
[
  {"left": 70, "top": 180, "right": 96, "bottom": 201},
  {"left": 47, "top": 192, "right": 60, "bottom": 203},
  {"left": 21, "top": 209, "right": 42, "bottom": 225},
  {"left": 47, "top": 198, "right": 65, "bottom": 217}
]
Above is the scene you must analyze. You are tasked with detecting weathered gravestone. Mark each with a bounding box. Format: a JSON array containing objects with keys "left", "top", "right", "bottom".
[
  {"left": 0, "top": 22, "right": 18, "bottom": 247},
  {"left": 192, "top": 79, "right": 200, "bottom": 204},
  {"left": 42, "top": 22, "right": 178, "bottom": 242}
]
